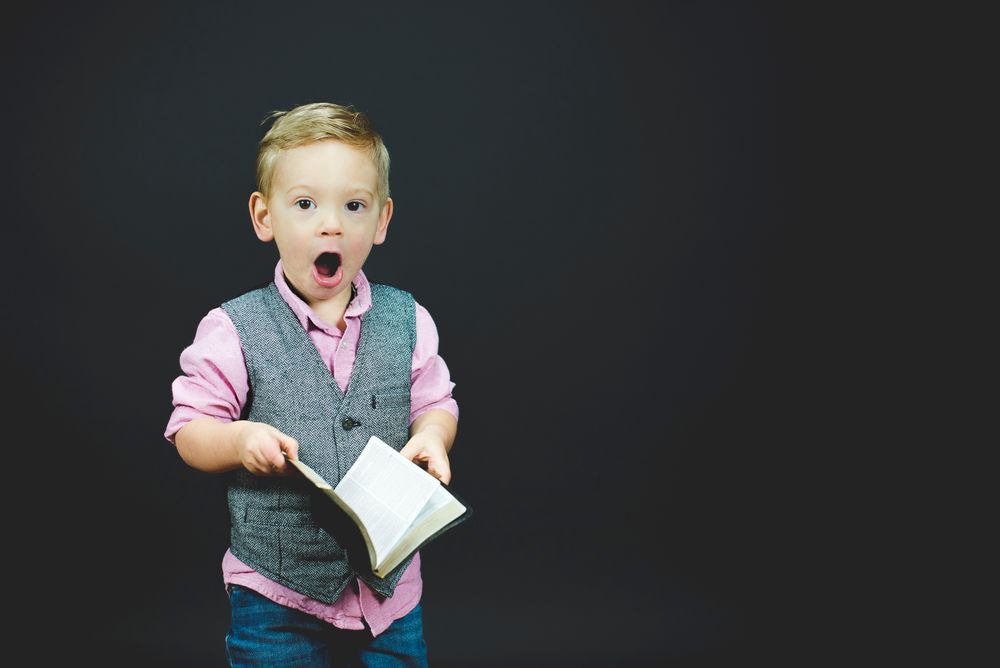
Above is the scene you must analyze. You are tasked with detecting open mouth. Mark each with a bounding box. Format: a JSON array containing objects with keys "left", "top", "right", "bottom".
[{"left": 314, "top": 252, "right": 341, "bottom": 278}]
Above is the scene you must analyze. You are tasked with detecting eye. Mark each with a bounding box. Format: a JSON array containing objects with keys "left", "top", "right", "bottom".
[
  {"left": 295, "top": 199, "right": 314, "bottom": 210},
  {"left": 346, "top": 201, "right": 365, "bottom": 212}
]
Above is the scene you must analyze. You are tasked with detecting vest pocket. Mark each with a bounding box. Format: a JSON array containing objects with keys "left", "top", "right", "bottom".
[
  {"left": 244, "top": 507, "right": 315, "bottom": 527},
  {"left": 371, "top": 390, "right": 409, "bottom": 409},
  {"left": 231, "top": 521, "right": 281, "bottom": 574},
  {"left": 281, "top": 525, "right": 345, "bottom": 565}
]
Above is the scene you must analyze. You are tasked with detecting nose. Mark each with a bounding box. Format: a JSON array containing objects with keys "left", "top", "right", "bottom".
[{"left": 317, "top": 211, "right": 343, "bottom": 236}]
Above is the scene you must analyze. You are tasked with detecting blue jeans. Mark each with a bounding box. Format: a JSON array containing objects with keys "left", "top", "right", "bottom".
[{"left": 225, "top": 585, "right": 429, "bottom": 668}]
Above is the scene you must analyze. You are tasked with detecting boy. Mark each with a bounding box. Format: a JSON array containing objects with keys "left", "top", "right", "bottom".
[{"left": 165, "top": 102, "right": 458, "bottom": 667}]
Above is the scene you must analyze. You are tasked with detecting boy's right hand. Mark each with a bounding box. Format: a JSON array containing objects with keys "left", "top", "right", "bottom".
[{"left": 233, "top": 421, "right": 299, "bottom": 476}]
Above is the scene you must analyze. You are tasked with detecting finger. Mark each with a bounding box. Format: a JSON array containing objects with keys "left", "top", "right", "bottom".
[
  {"left": 241, "top": 430, "right": 278, "bottom": 475},
  {"left": 268, "top": 447, "right": 287, "bottom": 473},
  {"left": 248, "top": 440, "right": 283, "bottom": 475},
  {"left": 248, "top": 453, "right": 273, "bottom": 476},
  {"left": 426, "top": 454, "right": 452, "bottom": 486}
]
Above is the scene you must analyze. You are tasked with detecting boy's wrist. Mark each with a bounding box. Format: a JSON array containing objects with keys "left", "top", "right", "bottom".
[
  {"left": 413, "top": 422, "right": 447, "bottom": 440},
  {"left": 409, "top": 409, "right": 457, "bottom": 453},
  {"left": 227, "top": 420, "right": 251, "bottom": 460}
]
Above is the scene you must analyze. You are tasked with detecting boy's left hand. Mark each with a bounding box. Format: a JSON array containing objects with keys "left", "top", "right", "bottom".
[{"left": 400, "top": 432, "right": 451, "bottom": 485}]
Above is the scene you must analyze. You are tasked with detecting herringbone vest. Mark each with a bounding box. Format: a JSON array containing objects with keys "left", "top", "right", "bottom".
[{"left": 221, "top": 281, "right": 415, "bottom": 602}]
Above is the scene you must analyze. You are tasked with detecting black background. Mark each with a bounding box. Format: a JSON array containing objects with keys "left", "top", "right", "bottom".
[{"left": 3, "top": 1, "right": 855, "bottom": 665}]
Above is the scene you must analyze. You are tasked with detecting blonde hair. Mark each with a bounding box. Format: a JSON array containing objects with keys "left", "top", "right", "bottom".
[{"left": 256, "top": 102, "right": 390, "bottom": 203}]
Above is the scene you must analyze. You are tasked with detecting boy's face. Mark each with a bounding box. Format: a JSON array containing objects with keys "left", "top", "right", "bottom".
[{"left": 250, "top": 140, "right": 391, "bottom": 312}]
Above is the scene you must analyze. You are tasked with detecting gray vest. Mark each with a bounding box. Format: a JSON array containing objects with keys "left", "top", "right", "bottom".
[{"left": 221, "top": 281, "right": 416, "bottom": 602}]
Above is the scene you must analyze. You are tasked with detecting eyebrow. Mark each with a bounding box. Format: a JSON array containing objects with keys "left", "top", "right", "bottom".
[{"left": 285, "top": 185, "right": 375, "bottom": 198}]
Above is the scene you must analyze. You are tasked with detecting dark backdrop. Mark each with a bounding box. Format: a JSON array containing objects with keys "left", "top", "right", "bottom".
[{"left": 4, "top": 1, "right": 838, "bottom": 665}]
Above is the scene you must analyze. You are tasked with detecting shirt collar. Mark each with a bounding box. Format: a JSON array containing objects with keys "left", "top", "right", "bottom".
[{"left": 273, "top": 260, "right": 372, "bottom": 332}]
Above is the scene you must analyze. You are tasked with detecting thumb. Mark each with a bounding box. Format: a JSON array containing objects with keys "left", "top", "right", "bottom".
[
  {"left": 278, "top": 432, "right": 300, "bottom": 461},
  {"left": 399, "top": 439, "right": 419, "bottom": 461},
  {"left": 265, "top": 426, "right": 298, "bottom": 468}
]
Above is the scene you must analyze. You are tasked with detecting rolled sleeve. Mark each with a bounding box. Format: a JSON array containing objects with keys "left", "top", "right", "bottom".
[
  {"left": 409, "top": 302, "right": 459, "bottom": 425},
  {"left": 164, "top": 308, "right": 249, "bottom": 443}
]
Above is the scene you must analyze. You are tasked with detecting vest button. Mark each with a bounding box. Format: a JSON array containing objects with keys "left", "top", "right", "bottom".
[{"left": 341, "top": 417, "right": 361, "bottom": 430}]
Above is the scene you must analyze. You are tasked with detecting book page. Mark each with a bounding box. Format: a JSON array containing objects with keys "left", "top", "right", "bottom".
[
  {"left": 334, "top": 437, "right": 440, "bottom": 564},
  {"left": 377, "top": 485, "right": 466, "bottom": 576},
  {"left": 409, "top": 484, "right": 461, "bottom": 529}
]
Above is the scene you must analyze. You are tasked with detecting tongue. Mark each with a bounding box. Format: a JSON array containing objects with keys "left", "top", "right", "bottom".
[{"left": 315, "top": 253, "right": 340, "bottom": 277}]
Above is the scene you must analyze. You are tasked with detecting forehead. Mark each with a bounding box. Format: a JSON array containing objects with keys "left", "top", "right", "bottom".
[{"left": 272, "top": 140, "right": 378, "bottom": 190}]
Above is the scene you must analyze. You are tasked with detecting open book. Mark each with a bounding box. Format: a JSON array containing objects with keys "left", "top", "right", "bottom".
[{"left": 285, "top": 436, "right": 470, "bottom": 578}]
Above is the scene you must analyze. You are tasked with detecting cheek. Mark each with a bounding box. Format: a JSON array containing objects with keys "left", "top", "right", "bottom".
[
  {"left": 345, "top": 238, "right": 376, "bottom": 263},
  {"left": 348, "top": 227, "right": 375, "bottom": 248},
  {"left": 274, "top": 228, "right": 310, "bottom": 258}
]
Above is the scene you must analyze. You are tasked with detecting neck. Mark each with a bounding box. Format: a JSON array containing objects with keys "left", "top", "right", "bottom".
[
  {"left": 284, "top": 274, "right": 356, "bottom": 332},
  {"left": 314, "top": 283, "right": 356, "bottom": 332}
]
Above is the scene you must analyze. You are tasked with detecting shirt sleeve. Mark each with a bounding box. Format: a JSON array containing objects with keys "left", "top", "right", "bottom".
[
  {"left": 164, "top": 307, "right": 250, "bottom": 443},
  {"left": 409, "top": 302, "right": 459, "bottom": 425}
]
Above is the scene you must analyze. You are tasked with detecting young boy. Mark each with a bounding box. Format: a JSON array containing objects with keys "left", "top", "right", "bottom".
[{"left": 165, "top": 102, "right": 458, "bottom": 667}]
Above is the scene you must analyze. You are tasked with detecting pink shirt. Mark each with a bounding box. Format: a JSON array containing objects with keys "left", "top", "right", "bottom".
[{"left": 165, "top": 262, "right": 458, "bottom": 636}]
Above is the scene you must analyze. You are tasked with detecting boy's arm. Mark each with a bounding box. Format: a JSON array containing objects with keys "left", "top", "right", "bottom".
[
  {"left": 176, "top": 417, "right": 299, "bottom": 476},
  {"left": 400, "top": 408, "right": 457, "bottom": 485},
  {"left": 404, "top": 302, "right": 459, "bottom": 484},
  {"left": 168, "top": 308, "right": 298, "bottom": 476}
]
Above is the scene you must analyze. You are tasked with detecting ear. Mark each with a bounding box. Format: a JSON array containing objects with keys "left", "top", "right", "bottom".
[
  {"left": 249, "top": 192, "right": 274, "bottom": 242},
  {"left": 373, "top": 197, "right": 393, "bottom": 246}
]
